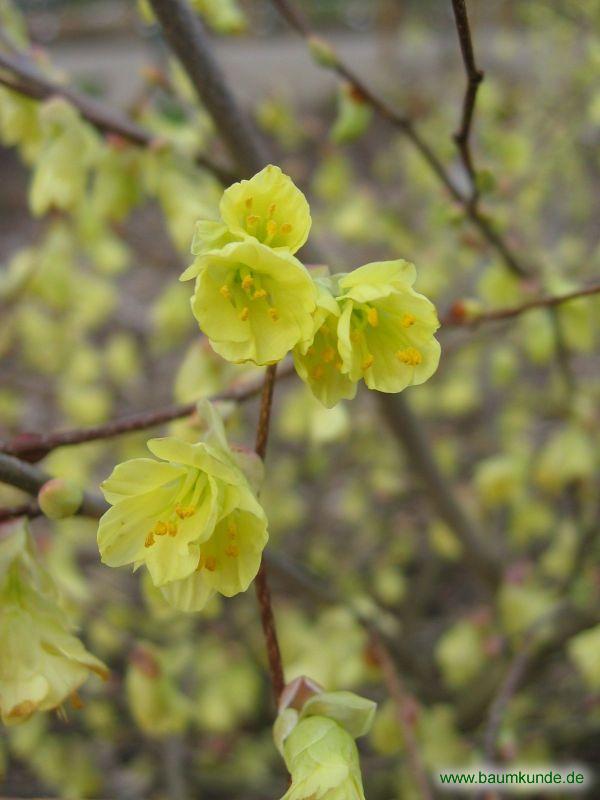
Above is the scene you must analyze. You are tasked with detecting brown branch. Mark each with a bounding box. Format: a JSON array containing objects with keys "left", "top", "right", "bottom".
[
  {"left": 0, "top": 499, "right": 41, "bottom": 523},
  {"left": 370, "top": 633, "right": 433, "bottom": 800},
  {"left": 268, "top": 0, "right": 529, "bottom": 278},
  {"left": 0, "top": 50, "right": 236, "bottom": 185},
  {"left": 443, "top": 281, "right": 600, "bottom": 327},
  {"left": 0, "top": 364, "right": 294, "bottom": 462},
  {"left": 450, "top": 0, "right": 484, "bottom": 203}
]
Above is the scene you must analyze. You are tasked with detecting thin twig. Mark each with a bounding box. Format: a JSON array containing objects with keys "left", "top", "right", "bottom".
[
  {"left": 0, "top": 364, "right": 294, "bottom": 461},
  {"left": 450, "top": 0, "right": 484, "bottom": 203},
  {"left": 442, "top": 281, "right": 600, "bottom": 327},
  {"left": 0, "top": 499, "right": 41, "bottom": 522},
  {"left": 0, "top": 50, "right": 236, "bottom": 184},
  {"left": 253, "top": 365, "right": 286, "bottom": 702},
  {"left": 370, "top": 633, "right": 433, "bottom": 800},
  {"left": 269, "top": 0, "right": 529, "bottom": 278}
]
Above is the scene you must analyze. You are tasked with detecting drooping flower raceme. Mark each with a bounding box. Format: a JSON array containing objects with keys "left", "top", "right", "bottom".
[
  {"left": 181, "top": 165, "right": 316, "bottom": 365},
  {"left": 274, "top": 685, "right": 376, "bottom": 800},
  {"left": 97, "top": 406, "right": 268, "bottom": 611},
  {"left": 0, "top": 520, "right": 108, "bottom": 725},
  {"left": 184, "top": 239, "right": 316, "bottom": 365},
  {"left": 296, "top": 259, "right": 440, "bottom": 405}
]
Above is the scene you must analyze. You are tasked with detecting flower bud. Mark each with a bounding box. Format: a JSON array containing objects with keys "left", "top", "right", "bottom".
[
  {"left": 38, "top": 478, "right": 83, "bottom": 519},
  {"left": 308, "top": 35, "right": 339, "bottom": 68}
]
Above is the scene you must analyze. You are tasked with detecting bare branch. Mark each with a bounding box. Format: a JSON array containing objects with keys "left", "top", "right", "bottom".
[
  {"left": 268, "top": 0, "right": 529, "bottom": 278},
  {"left": 450, "top": 0, "right": 484, "bottom": 203},
  {"left": 0, "top": 50, "right": 236, "bottom": 184},
  {"left": 443, "top": 281, "right": 600, "bottom": 327},
  {"left": 0, "top": 364, "right": 294, "bottom": 461},
  {"left": 0, "top": 453, "right": 108, "bottom": 518}
]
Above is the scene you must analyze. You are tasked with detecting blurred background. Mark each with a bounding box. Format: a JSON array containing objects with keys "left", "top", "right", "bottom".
[{"left": 1, "top": 1, "right": 599, "bottom": 798}]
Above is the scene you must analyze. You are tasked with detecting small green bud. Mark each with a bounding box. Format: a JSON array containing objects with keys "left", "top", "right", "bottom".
[
  {"left": 38, "top": 478, "right": 84, "bottom": 519},
  {"left": 308, "top": 35, "right": 339, "bottom": 68}
]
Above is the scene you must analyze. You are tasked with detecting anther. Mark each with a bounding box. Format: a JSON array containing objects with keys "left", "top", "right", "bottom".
[
  {"left": 266, "top": 220, "right": 277, "bottom": 238},
  {"left": 144, "top": 532, "right": 155, "bottom": 548},
  {"left": 239, "top": 307, "right": 249, "bottom": 321},
  {"left": 268, "top": 307, "right": 280, "bottom": 321},
  {"left": 245, "top": 196, "right": 253, "bottom": 209},
  {"left": 268, "top": 202, "right": 277, "bottom": 218},
  {"left": 205, "top": 556, "right": 217, "bottom": 572},
  {"left": 241, "top": 274, "right": 254, "bottom": 291},
  {"left": 280, "top": 223, "right": 293, "bottom": 234},
  {"left": 167, "top": 522, "right": 178, "bottom": 537},
  {"left": 396, "top": 347, "right": 422, "bottom": 366},
  {"left": 246, "top": 214, "right": 259, "bottom": 227},
  {"left": 323, "top": 346, "right": 336, "bottom": 363},
  {"left": 154, "top": 521, "right": 168, "bottom": 536},
  {"left": 362, "top": 355, "right": 374, "bottom": 371},
  {"left": 313, "top": 365, "right": 324, "bottom": 380},
  {"left": 225, "top": 544, "right": 240, "bottom": 558},
  {"left": 367, "top": 307, "right": 379, "bottom": 327},
  {"left": 253, "top": 288, "right": 267, "bottom": 300},
  {"left": 219, "top": 285, "right": 231, "bottom": 300},
  {"left": 401, "top": 313, "right": 416, "bottom": 328}
]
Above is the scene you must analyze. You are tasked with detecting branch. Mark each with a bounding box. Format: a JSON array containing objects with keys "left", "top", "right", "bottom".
[
  {"left": 443, "top": 281, "right": 600, "bottom": 327},
  {"left": 253, "top": 365, "right": 285, "bottom": 702},
  {"left": 0, "top": 364, "right": 294, "bottom": 461},
  {"left": 147, "top": 0, "right": 269, "bottom": 178},
  {"left": 268, "top": 0, "right": 529, "bottom": 278},
  {"left": 0, "top": 453, "right": 108, "bottom": 518},
  {"left": 376, "top": 392, "right": 501, "bottom": 588},
  {"left": 450, "top": 0, "right": 484, "bottom": 203},
  {"left": 0, "top": 50, "right": 236, "bottom": 185},
  {"left": 370, "top": 633, "right": 433, "bottom": 800}
]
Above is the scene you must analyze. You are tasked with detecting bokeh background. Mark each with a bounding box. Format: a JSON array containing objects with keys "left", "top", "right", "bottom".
[{"left": 1, "top": 1, "right": 599, "bottom": 798}]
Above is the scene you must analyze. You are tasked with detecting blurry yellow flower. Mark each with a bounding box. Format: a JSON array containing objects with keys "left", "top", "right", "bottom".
[{"left": 0, "top": 520, "right": 107, "bottom": 726}]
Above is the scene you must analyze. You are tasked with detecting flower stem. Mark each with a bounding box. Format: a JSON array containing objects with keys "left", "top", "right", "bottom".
[{"left": 254, "top": 364, "right": 285, "bottom": 702}]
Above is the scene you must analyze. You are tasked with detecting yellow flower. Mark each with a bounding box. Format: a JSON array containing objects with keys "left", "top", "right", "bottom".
[
  {"left": 294, "top": 278, "right": 357, "bottom": 408},
  {"left": 187, "top": 239, "right": 316, "bottom": 365},
  {"left": 336, "top": 259, "right": 440, "bottom": 393},
  {"left": 98, "top": 407, "right": 269, "bottom": 611},
  {"left": 0, "top": 520, "right": 108, "bottom": 725},
  {"left": 185, "top": 164, "right": 311, "bottom": 260}
]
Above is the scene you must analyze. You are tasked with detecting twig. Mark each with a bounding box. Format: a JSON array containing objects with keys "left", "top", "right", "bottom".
[
  {"left": 450, "top": 0, "right": 484, "bottom": 203},
  {"left": 268, "top": 0, "right": 529, "bottom": 278},
  {"left": 377, "top": 392, "right": 501, "bottom": 588},
  {"left": 0, "top": 453, "right": 108, "bottom": 518},
  {"left": 370, "top": 633, "right": 433, "bottom": 800},
  {"left": 0, "top": 499, "right": 41, "bottom": 522},
  {"left": 0, "top": 50, "right": 236, "bottom": 184},
  {"left": 442, "top": 281, "right": 600, "bottom": 327},
  {"left": 253, "top": 365, "right": 286, "bottom": 702},
  {"left": 0, "top": 364, "right": 294, "bottom": 461}
]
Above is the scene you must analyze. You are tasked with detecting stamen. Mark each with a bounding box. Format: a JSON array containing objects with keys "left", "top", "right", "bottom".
[
  {"left": 205, "top": 556, "right": 217, "bottom": 572},
  {"left": 227, "top": 521, "right": 237, "bottom": 538},
  {"left": 362, "top": 355, "right": 374, "bottom": 371},
  {"left": 334, "top": 360, "right": 343, "bottom": 371},
  {"left": 367, "top": 307, "right": 379, "bottom": 327},
  {"left": 313, "top": 365, "right": 324, "bottom": 380},
  {"left": 144, "top": 532, "right": 155, "bottom": 548},
  {"left": 268, "top": 202, "right": 277, "bottom": 218},
  {"left": 167, "top": 522, "right": 178, "bottom": 537},
  {"left": 246, "top": 214, "right": 260, "bottom": 227},
  {"left": 268, "top": 307, "right": 280, "bottom": 322},
  {"left": 350, "top": 330, "right": 360, "bottom": 343},
  {"left": 225, "top": 544, "right": 240, "bottom": 558},
  {"left": 154, "top": 521, "right": 168, "bottom": 536},
  {"left": 70, "top": 691, "right": 84, "bottom": 710},
  {"left": 322, "top": 346, "right": 336, "bottom": 363},
  {"left": 245, "top": 196, "right": 253, "bottom": 209},
  {"left": 253, "top": 288, "right": 267, "bottom": 300},
  {"left": 239, "top": 307, "right": 249, "bottom": 321},
  {"left": 266, "top": 219, "right": 278, "bottom": 238},
  {"left": 396, "top": 347, "right": 422, "bottom": 366},
  {"left": 280, "top": 223, "right": 293, "bottom": 234},
  {"left": 401, "top": 313, "right": 416, "bottom": 328},
  {"left": 219, "top": 285, "right": 231, "bottom": 300},
  {"left": 175, "top": 505, "right": 195, "bottom": 519}
]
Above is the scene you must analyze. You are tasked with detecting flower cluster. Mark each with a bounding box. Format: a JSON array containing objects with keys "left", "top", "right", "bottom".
[
  {"left": 183, "top": 165, "right": 440, "bottom": 404},
  {"left": 274, "top": 678, "right": 376, "bottom": 800},
  {"left": 0, "top": 520, "right": 108, "bottom": 725},
  {"left": 97, "top": 403, "right": 268, "bottom": 612}
]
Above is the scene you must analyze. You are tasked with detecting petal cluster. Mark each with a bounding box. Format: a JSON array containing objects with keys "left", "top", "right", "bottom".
[
  {"left": 181, "top": 165, "right": 316, "bottom": 366},
  {"left": 97, "top": 408, "right": 268, "bottom": 611},
  {"left": 0, "top": 520, "right": 108, "bottom": 725},
  {"left": 274, "top": 684, "right": 376, "bottom": 800},
  {"left": 295, "top": 260, "right": 441, "bottom": 406}
]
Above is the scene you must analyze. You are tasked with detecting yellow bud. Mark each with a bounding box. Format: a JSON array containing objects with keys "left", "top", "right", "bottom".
[{"left": 38, "top": 478, "right": 83, "bottom": 520}]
